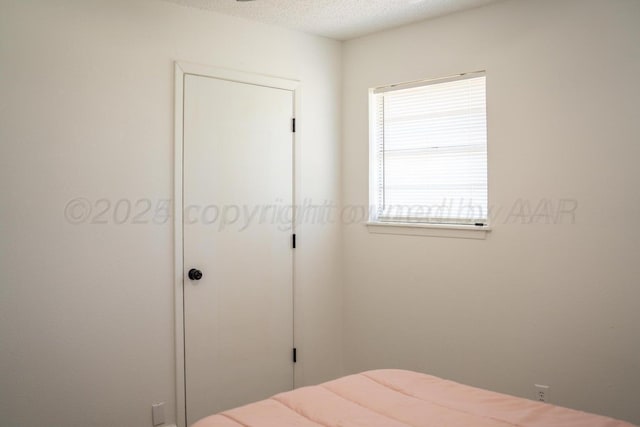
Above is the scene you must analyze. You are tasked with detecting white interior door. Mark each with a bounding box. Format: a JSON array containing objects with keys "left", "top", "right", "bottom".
[{"left": 182, "top": 73, "right": 295, "bottom": 426}]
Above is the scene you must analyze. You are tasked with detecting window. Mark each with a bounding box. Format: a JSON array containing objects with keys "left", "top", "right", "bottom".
[{"left": 369, "top": 72, "right": 488, "bottom": 227}]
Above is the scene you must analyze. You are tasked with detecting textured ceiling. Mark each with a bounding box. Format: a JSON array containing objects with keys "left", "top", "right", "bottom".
[{"left": 164, "top": 0, "right": 501, "bottom": 40}]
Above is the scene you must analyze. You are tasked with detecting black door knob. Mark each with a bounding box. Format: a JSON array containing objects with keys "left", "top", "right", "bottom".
[{"left": 188, "top": 268, "right": 203, "bottom": 281}]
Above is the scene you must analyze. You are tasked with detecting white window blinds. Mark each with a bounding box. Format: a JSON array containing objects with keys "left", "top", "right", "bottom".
[{"left": 371, "top": 73, "right": 488, "bottom": 225}]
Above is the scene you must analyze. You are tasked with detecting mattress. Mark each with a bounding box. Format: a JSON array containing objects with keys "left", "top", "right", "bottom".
[{"left": 192, "top": 369, "right": 635, "bottom": 427}]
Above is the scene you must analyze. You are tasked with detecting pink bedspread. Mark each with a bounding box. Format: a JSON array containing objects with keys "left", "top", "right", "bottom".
[{"left": 192, "top": 369, "right": 635, "bottom": 427}]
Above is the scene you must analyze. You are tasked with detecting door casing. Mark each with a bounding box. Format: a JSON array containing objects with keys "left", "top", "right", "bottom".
[{"left": 173, "top": 62, "right": 301, "bottom": 427}]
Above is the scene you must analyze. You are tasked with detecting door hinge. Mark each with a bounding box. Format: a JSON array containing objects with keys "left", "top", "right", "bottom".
[
  {"left": 293, "top": 348, "right": 297, "bottom": 363},
  {"left": 292, "top": 118, "right": 296, "bottom": 133},
  {"left": 292, "top": 233, "right": 296, "bottom": 249}
]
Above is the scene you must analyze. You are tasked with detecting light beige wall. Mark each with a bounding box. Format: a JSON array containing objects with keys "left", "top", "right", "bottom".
[
  {"left": 0, "top": 0, "right": 343, "bottom": 426},
  {"left": 342, "top": 0, "right": 640, "bottom": 424}
]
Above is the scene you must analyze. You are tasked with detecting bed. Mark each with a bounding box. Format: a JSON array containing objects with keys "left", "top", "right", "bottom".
[{"left": 192, "top": 369, "right": 635, "bottom": 427}]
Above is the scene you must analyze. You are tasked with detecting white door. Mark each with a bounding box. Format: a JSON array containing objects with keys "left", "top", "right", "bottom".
[{"left": 182, "top": 73, "right": 295, "bottom": 426}]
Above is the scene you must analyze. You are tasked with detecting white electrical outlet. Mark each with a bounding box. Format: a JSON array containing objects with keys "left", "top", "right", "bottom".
[
  {"left": 534, "top": 384, "right": 550, "bottom": 403},
  {"left": 152, "top": 402, "right": 165, "bottom": 426}
]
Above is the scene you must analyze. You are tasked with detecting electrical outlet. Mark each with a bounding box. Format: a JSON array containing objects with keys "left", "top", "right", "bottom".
[
  {"left": 534, "top": 384, "right": 550, "bottom": 403},
  {"left": 152, "top": 402, "right": 165, "bottom": 426}
]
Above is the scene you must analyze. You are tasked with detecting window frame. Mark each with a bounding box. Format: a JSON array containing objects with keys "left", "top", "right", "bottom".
[{"left": 367, "top": 71, "right": 491, "bottom": 236}]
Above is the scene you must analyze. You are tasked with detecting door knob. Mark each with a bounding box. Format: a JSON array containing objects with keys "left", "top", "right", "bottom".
[{"left": 188, "top": 268, "right": 203, "bottom": 281}]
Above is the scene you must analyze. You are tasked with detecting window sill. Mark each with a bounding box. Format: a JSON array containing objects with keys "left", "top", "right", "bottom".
[{"left": 365, "top": 221, "right": 491, "bottom": 240}]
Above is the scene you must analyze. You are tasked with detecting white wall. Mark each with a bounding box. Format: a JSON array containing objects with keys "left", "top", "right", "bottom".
[
  {"left": 0, "top": 1, "right": 343, "bottom": 426},
  {"left": 342, "top": 0, "right": 640, "bottom": 424}
]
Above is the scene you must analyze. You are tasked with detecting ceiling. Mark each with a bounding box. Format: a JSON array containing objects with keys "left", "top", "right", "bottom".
[{"left": 164, "top": 0, "right": 501, "bottom": 40}]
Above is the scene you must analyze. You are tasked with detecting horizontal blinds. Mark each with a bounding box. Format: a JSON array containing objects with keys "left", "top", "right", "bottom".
[{"left": 375, "top": 75, "right": 487, "bottom": 224}]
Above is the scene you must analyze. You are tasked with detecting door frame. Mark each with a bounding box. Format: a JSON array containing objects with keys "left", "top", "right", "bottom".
[{"left": 174, "top": 61, "right": 300, "bottom": 427}]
